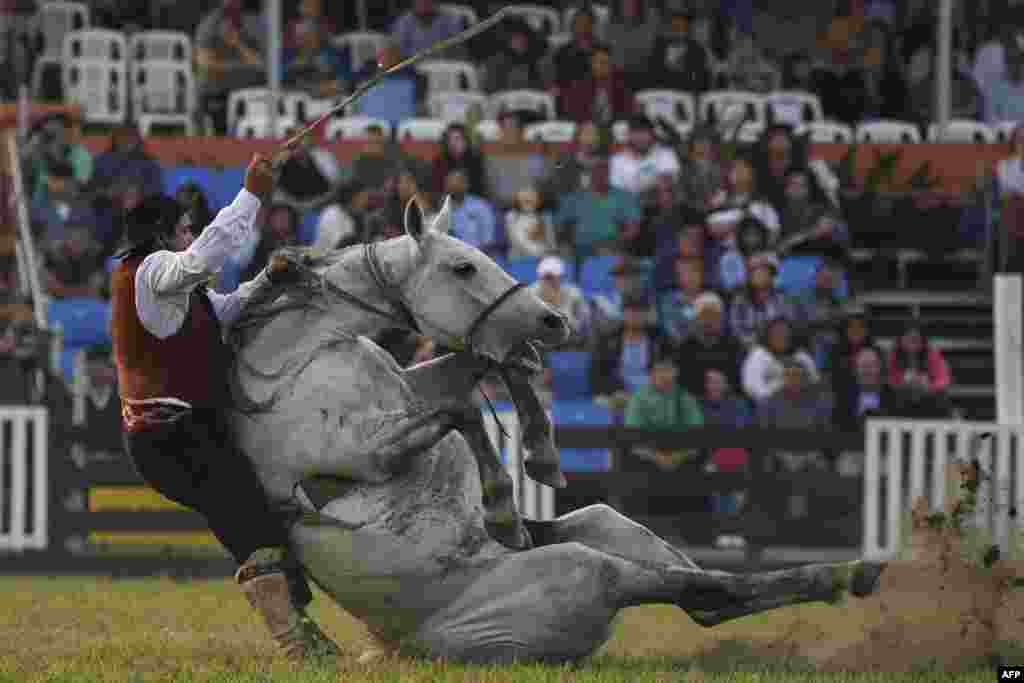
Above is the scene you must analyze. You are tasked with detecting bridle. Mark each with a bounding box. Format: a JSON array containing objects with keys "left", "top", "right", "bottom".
[{"left": 300, "top": 243, "right": 529, "bottom": 358}]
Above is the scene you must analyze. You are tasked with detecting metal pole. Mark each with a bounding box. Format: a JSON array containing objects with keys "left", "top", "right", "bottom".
[
  {"left": 267, "top": 0, "right": 281, "bottom": 138},
  {"left": 935, "top": 0, "right": 953, "bottom": 136},
  {"left": 6, "top": 130, "right": 46, "bottom": 330}
]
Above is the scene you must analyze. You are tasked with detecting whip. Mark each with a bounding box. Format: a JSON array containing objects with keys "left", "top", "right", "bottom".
[{"left": 272, "top": 7, "right": 511, "bottom": 167}]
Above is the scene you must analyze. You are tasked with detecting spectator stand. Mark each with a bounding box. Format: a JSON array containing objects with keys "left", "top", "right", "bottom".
[{"left": 30, "top": 1, "right": 90, "bottom": 99}]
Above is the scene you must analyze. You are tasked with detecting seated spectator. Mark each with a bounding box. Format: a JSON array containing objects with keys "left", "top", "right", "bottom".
[
  {"left": 675, "top": 292, "right": 744, "bottom": 395},
  {"left": 558, "top": 44, "right": 635, "bottom": 126},
  {"left": 702, "top": 366, "right": 751, "bottom": 549},
  {"left": 590, "top": 291, "right": 662, "bottom": 409},
  {"left": 240, "top": 204, "right": 300, "bottom": 283},
  {"left": 445, "top": 170, "right": 498, "bottom": 254},
  {"left": 610, "top": 115, "right": 681, "bottom": 197},
  {"left": 708, "top": 157, "right": 780, "bottom": 243},
  {"left": 723, "top": 34, "right": 780, "bottom": 93},
  {"left": 822, "top": 307, "right": 884, "bottom": 398},
  {"left": 624, "top": 351, "right": 704, "bottom": 472},
  {"left": 653, "top": 221, "right": 709, "bottom": 292},
  {"left": 25, "top": 114, "right": 93, "bottom": 199},
  {"left": 781, "top": 51, "right": 815, "bottom": 91},
  {"left": 910, "top": 45, "right": 984, "bottom": 124},
  {"left": 283, "top": 11, "right": 351, "bottom": 98},
  {"left": 657, "top": 256, "right": 710, "bottom": 346},
  {"left": 590, "top": 256, "right": 644, "bottom": 336},
  {"left": 484, "top": 112, "right": 550, "bottom": 209},
  {"left": 606, "top": 0, "right": 660, "bottom": 84},
  {"left": 886, "top": 324, "right": 955, "bottom": 418},
  {"left": 794, "top": 259, "right": 848, "bottom": 363},
  {"left": 275, "top": 125, "right": 344, "bottom": 212},
  {"left": 351, "top": 39, "right": 423, "bottom": 127},
  {"left": 775, "top": 167, "right": 849, "bottom": 259},
  {"left": 973, "top": 18, "right": 1018, "bottom": 96},
  {"left": 43, "top": 225, "right": 105, "bottom": 299},
  {"left": 81, "top": 344, "right": 121, "bottom": 451},
  {"left": 676, "top": 126, "right": 724, "bottom": 214},
  {"left": 983, "top": 34, "right": 1024, "bottom": 124},
  {"left": 482, "top": 16, "right": 545, "bottom": 93},
  {"left": 741, "top": 317, "right": 818, "bottom": 403},
  {"left": 541, "top": 120, "right": 607, "bottom": 199},
  {"left": 284, "top": 0, "right": 336, "bottom": 51},
  {"left": 505, "top": 187, "right": 556, "bottom": 259},
  {"left": 89, "top": 124, "right": 162, "bottom": 199},
  {"left": 528, "top": 256, "right": 589, "bottom": 343},
  {"left": 30, "top": 161, "right": 97, "bottom": 250},
  {"left": 391, "top": 0, "right": 464, "bottom": 60},
  {"left": 347, "top": 124, "right": 412, "bottom": 210},
  {"left": 554, "top": 156, "right": 642, "bottom": 257},
  {"left": 712, "top": 211, "right": 773, "bottom": 291},
  {"left": 0, "top": 312, "right": 69, "bottom": 412},
  {"left": 546, "top": 7, "right": 599, "bottom": 90},
  {"left": 729, "top": 251, "right": 795, "bottom": 348},
  {"left": 647, "top": 10, "right": 712, "bottom": 92},
  {"left": 833, "top": 347, "right": 912, "bottom": 430},
  {"left": 752, "top": 126, "right": 814, "bottom": 211},
  {"left": 756, "top": 359, "right": 831, "bottom": 434},
  {"left": 860, "top": 19, "right": 911, "bottom": 120},
  {"left": 314, "top": 190, "right": 359, "bottom": 252},
  {"left": 432, "top": 123, "right": 487, "bottom": 197},
  {"left": 195, "top": 0, "right": 267, "bottom": 134}
]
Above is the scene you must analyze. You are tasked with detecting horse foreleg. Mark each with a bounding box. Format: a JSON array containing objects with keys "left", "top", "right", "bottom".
[
  {"left": 400, "top": 355, "right": 530, "bottom": 550},
  {"left": 500, "top": 364, "right": 565, "bottom": 489}
]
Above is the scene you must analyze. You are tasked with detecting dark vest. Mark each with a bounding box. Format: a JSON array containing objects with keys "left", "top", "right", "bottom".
[{"left": 110, "top": 254, "right": 229, "bottom": 413}]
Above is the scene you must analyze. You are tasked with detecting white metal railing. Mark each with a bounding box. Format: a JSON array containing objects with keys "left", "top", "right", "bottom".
[
  {"left": 0, "top": 406, "right": 49, "bottom": 552},
  {"left": 864, "top": 419, "right": 1020, "bottom": 561},
  {"left": 7, "top": 129, "right": 46, "bottom": 330},
  {"left": 482, "top": 409, "right": 555, "bottom": 521}
]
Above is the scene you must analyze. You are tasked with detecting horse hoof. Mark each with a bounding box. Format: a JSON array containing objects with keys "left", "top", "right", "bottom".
[
  {"left": 850, "top": 561, "right": 886, "bottom": 598},
  {"left": 523, "top": 458, "right": 567, "bottom": 489}
]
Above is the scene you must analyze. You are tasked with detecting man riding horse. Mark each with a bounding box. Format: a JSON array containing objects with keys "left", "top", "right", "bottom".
[{"left": 110, "top": 154, "right": 339, "bottom": 660}]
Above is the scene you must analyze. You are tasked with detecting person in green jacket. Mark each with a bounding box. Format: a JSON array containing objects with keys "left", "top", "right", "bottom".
[{"left": 625, "top": 351, "right": 704, "bottom": 471}]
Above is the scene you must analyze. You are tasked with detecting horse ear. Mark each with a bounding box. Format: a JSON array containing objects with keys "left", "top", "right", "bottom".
[
  {"left": 404, "top": 196, "right": 426, "bottom": 242},
  {"left": 429, "top": 196, "right": 452, "bottom": 235}
]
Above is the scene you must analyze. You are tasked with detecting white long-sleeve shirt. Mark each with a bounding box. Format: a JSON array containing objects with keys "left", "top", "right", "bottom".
[{"left": 135, "top": 188, "right": 270, "bottom": 341}]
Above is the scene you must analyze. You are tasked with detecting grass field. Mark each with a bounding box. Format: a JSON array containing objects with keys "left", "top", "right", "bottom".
[{"left": 0, "top": 576, "right": 1003, "bottom": 683}]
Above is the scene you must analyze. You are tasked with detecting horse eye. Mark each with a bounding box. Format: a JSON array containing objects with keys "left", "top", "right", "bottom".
[{"left": 453, "top": 263, "right": 476, "bottom": 278}]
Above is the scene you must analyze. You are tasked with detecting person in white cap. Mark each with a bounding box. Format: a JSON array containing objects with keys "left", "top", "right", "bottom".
[
  {"left": 528, "top": 256, "right": 590, "bottom": 342},
  {"left": 728, "top": 251, "right": 796, "bottom": 347}
]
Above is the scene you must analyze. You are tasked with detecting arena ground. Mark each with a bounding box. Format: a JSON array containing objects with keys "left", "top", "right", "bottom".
[{"left": 0, "top": 574, "right": 1007, "bottom": 682}]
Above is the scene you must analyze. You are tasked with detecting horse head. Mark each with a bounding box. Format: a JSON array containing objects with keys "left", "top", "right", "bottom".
[{"left": 308, "top": 196, "right": 569, "bottom": 365}]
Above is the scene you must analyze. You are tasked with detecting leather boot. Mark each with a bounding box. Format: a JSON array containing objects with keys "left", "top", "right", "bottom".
[{"left": 236, "top": 547, "right": 341, "bottom": 661}]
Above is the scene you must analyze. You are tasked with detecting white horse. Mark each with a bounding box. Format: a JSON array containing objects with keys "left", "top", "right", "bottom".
[{"left": 227, "top": 199, "right": 885, "bottom": 664}]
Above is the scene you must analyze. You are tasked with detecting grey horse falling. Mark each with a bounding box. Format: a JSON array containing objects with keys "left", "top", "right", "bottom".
[{"left": 226, "top": 199, "right": 886, "bottom": 664}]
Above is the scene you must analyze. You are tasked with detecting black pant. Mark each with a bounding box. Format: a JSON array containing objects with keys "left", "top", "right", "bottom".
[{"left": 123, "top": 406, "right": 312, "bottom": 606}]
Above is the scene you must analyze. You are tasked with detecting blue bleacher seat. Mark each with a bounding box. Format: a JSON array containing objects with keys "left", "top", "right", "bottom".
[
  {"left": 776, "top": 255, "right": 849, "bottom": 298},
  {"left": 578, "top": 255, "right": 619, "bottom": 296},
  {"left": 503, "top": 257, "right": 541, "bottom": 285},
  {"left": 209, "top": 167, "right": 246, "bottom": 210},
  {"left": 298, "top": 210, "right": 319, "bottom": 246},
  {"left": 548, "top": 350, "right": 590, "bottom": 400},
  {"left": 551, "top": 400, "right": 612, "bottom": 472},
  {"left": 48, "top": 298, "right": 111, "bottom": 348}
]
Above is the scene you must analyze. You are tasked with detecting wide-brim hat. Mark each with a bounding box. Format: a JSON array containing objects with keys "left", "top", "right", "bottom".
[{"left": 113, "top": 194, "right": 189, "bottom": 259}]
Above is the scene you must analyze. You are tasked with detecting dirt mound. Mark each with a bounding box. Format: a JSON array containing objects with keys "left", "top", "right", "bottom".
[{"left": 803, "top": 461, "right": 1024, "bottom": 672}]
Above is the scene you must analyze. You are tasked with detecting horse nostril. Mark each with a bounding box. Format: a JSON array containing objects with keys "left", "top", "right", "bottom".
[{"left": 542, "top": 313, "right": 563, "bottom": 330}]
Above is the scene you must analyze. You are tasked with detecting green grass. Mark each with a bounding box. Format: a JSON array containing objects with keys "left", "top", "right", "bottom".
[{"left": 0, "top": 577, "right": 1000, "bottom": 682}]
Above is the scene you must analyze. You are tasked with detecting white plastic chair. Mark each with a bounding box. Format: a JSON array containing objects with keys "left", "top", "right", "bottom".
[
  {"left": 132, "top": 61, "right": 195, "bottom": 135},
  {"left": 855, "top": 120, "right": 922, "bottom": 143},
  {"left": 427, "top": 91, "right": 488, "bottom": 122},
  {"left": 795, "top": 121, "right": 854, "bottom": 144},
  {"left": 699, "top": 90, "right": 766, "bottom": 124},
  {"left": 234, "top": 115, "right": 297, "bottom": 139},
  {"left": 735, "top": 121, "right": 765, "bottom": 144},
  {"left": 227, "top": 89, "right": 311, "bottom": 134},
  {"left": 325, "top": 116, "right": 392, "bottom": 141},
  {"left": 415, "top": 59, "right": 481, "bottom": 94},
  {"left": 635, "top": 90, "right": 696, "bottom": 125},
  {"left": 62, "top": 29, "right": 127, "bottom": 61},
  {"left": 474, "top": 119, "right": 501, "bottom": 142},
  {"left": 62, "top": 58, "right": 128, "bottom": 125},
  {"left": 129, "top": 30, "right": 191, "bottom": 64},
  {"left": 332, "top": 31, "right": 390, "bottom": 72},
  {"left": 524, "top": 120, "right": 577, "bottom": 143},
  {"left": 487, "top": 89, "right": 556, "bottom": 120},
  {"left": 278, "top": 91, "right": 313, "bottom": 123},
  {"left": 439, "top": 3, "right": 478, "bottom": 28},
  {"left": 765, "top": 90, "right": 824, "bottom": 126},
  {"left": 396, "top": 117, "right": 448, "bottom": 142},
  {"left": 995, "top": 120, "right": 1021, "bottom": 143},
  {"left": 927, "top": 120, "right": 997, "bottom": 143},
  {"left": 30, "top": 1, "right": 88, "bottom": 97},
  {"left": 612, "top": 120, "right": 629, "bottom": 143},
  {"left": 547, "top": 32, "right": 572, "bottom": 52},
  {"left": 502, "top": 4, "right": 561, "bottom": 34}
]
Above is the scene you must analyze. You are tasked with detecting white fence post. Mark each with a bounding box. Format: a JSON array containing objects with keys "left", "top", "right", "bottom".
[
  {"left": 995, "top": 274, "right": 1023, "bottom": 425},
  {"left": 863, "top": 419, "right": 1020, "bottom": 559},
  {"left": 482, "top": 409, "right": 554, "bottom": 521},
  {"left": 0, "top": 406, "right": 48, "bottom": 552}
]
